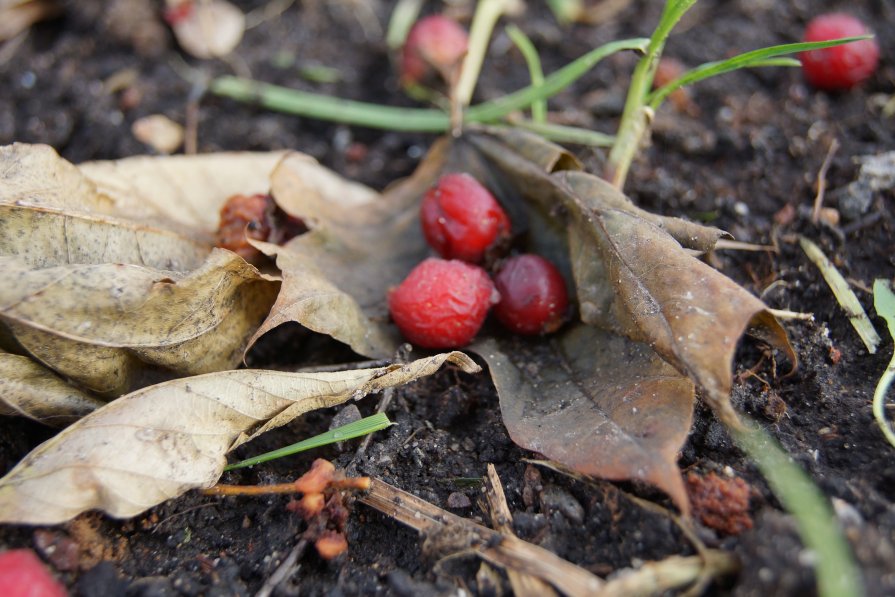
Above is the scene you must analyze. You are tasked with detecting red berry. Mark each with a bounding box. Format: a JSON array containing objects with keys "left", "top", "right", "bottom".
[
  {"left": 420, "top": 173, "right": 511, "bottom": 263},
  {"left": 494, "top": 254, "right": 568, "bottom": 335},
  {"left": 800, "top": 13, "right": 879, "bottom": 90},
  {"left": 401, "top": 15, "right": 469, "bottom": 86},
  {"left": 0, "top": 549, "right": 68, "bottom": 597},
  {"left": 389, "top": 258, "right": 498, "bottom": 349}
]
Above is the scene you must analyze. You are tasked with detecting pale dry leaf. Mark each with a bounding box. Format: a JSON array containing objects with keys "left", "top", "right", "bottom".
[
  {"left": 0, "top": 250, "right": 279, "bottom": 396},
  {"left": 0, "top": 351, "right": 479, "bottom": 524},
  {"left": 169, "top": 0, "right": 245, "bottom": 59},
  {"left": 0, "top": 143, "right": 208, "bottom": 269},
  {"left": 79, "top": 149, "right": 288, "bottom": 236},
  {"left": 0, "top": 352, "right": 105, "bottom": 426}
]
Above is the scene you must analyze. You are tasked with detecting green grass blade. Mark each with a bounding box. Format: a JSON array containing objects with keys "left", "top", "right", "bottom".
[
  {"left": 385, "top": 0, "right": 424, "bottom": 51},
  {"left": 466, "top": 37, "right": 649, "bottom": 122},
  {"left": 732, "top": 420, "right": 863, "bottom": 597},
  {"left": 648, "top": 36, "right": 872, "bottom": 109},
  {"left": 872, "top": 279, "right": 895, "bottom": 449},
  {"left": 224, "top": 413, "right": 393, "bottom": 471},
  {"left": 506, "top": 24, "right": 547, "bottom": 123}
]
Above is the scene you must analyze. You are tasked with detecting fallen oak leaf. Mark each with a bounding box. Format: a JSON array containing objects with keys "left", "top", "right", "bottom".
[{"left": 0, "top": 351, "right": 478, "bottom": 524}]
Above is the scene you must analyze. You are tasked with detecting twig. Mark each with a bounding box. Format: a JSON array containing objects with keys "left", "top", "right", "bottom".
[
  {"left": 255, "top": 539, "right": 308, "bottom": 597},
  {"left": 483, "top": 464, "right": 558, "bottom": 597},
  {"left": 360, "top": 477, "right": 604, "bottom": 595},
  {"left": 799, "top": 236, "right": 880, "bottom": 354},
  {"left": 294, "top": 358, "right": 392, "bottom": 373},
  {"left": 811, "top": 138, "right": 840, "bottom": 224}
]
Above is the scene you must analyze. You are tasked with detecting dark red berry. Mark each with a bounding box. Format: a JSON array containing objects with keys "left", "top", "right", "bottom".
[
  {"left": 401, "top": 15, "right": 469, "bottom": 86},
  {"left": 389, "top": 258, "right": 498, "bottom": 349},
  {"left": 420, "top": 173, "right": 511, "bottom": 263},
  {"left": 494, "top": 254, "right": 568, "bottom": 335},
  {"left": 800, "top": 13, "right": 879, "bottom": 90},
  {"left": 0, "top": 549, "right": 67, "bottom": 597}
]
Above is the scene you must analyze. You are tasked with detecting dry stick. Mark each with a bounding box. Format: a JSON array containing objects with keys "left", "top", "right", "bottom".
[
  {"left": 713, "top": 239, "right": 778, "bottom": 252},
  {"left": 811, "top": 138, "right": 840, "bottom": 224},
  {"left": 360, "top": 477, "right": 605, "bottom": 596},
  {"left": 767, "top": 308, "right": 814, "bottom": 321},
  {"left": 483, "top": 464, "right": 558, "bottom": 597}
]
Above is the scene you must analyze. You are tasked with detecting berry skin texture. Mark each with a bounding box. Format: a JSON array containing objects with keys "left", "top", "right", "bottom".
[
  {"left": 401, "top": 15, "right": 469, "bottom": 86},
  {"left": 420, "top": 173, "right": 511, "bottom": 263},
  {"left": 389, "top": 258, "right": 498, "bottom": 349},
  {"left": 494, "top": 254, "right": 569, "bottom": 336},
  {"left": 0, "top": 549, "right": 68, "bottom": 597},
  {"left": 801, "top": 13, "right": 879, "bottom": 90}
]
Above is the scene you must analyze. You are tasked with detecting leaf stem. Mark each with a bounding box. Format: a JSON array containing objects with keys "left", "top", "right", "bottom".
[
  {"left": 606, "top": 0, "right": 696, "bottom": 189},
  {"left": 210, "top": 38, "right": 648, "bottom": 132},
  {"left": 454, "top": 0, "right": 512, "bottom": 112}
]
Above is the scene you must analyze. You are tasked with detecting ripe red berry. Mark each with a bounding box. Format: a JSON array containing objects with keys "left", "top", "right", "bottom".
[
  {"left": 401, "top": 15, "right": 469, "bottom": 86},
  {"left": 420, "top": 173, "right": 511, "bottom": 263},
  {"left": 0, "top": 549, "right": 67, "bottom": 597},
  {"left": 389, "top": 258, "right": 498, "bottom": 349},
  {"left": 800, "top": 13, "right": 879, "bottom": 90},
  {"left": 494, "top": 254, "right": 568, "bottom": 335}
]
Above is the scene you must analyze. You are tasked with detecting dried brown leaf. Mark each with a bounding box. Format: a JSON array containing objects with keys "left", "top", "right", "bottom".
[
  {"left": 0, "top": 351, "right": 479, "bottom": 524},
  {"left": 475, "top": 325, "right": 694, "bottom": 514}
]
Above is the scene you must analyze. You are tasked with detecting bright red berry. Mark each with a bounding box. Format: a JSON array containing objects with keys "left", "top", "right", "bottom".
[
  {"left": 420, "top": 173, "right": 511, "bottom": 263},
  {"left": 401, "top": 15, "right": 469, "bottom": 86},
  {"left": 494, "top": 254, "right": 568, "bottom": 336},
  {"left": 389, "top": 258, "right": 498, "bottom": 349},
  {"left": 0, "top": 549, "right": 68, "bottom": 597},
  {"left": 800, "top": 13, "right": 879, "bottom": 90}
]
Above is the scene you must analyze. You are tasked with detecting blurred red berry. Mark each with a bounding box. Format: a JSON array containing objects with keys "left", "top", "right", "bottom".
[
  {"left": 0, "top": 549, "right": 68, "bottom": 597},
  {"left": 420, "top": 173, "right": 511, "bottom": 263},
  {"left": 401, "top": 15, "right": 469, "bottom": 86},
  {"left": 216, "top": 193, "right": 307, "bottom": 263},
  {"left": 389, "top": 258, "right": 498, "bottom": 348},
  {"left": 800, "top": 13, "right": 879, "bottom": 90},
  {"left": 494, "top": 254, "right": 568, "bottom": 335}
]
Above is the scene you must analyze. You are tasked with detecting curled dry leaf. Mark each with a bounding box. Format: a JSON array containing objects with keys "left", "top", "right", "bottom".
[
  {"left": 1, "top": 144, "right": 282, "bottom": 400},
  {"left": 0, "top": 352, "right": 105, "bottom": 426},
  {"left": 0, "top": 352, "right": 479, "bottom": 524},
  {"left": 168, "top": 0, "right": 245, "bottom": 59},
  {"left": 476, "top": 326, "right": 694, "bottom": 515},
  {"left": 461, "top": 130, "right": 794, "bottom": 428},
  {"left": 1, "top": 250, "right": 279, "bottom": 396}
]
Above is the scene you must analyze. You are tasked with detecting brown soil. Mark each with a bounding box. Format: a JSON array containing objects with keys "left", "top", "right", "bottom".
[{"left": 2, "top": 1, "right": 894, "bottom": 595}]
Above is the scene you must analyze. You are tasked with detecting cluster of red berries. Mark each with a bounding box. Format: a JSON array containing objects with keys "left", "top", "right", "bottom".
[{"left": 389, "top": 173, "right": 570, "bottom": 349}]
